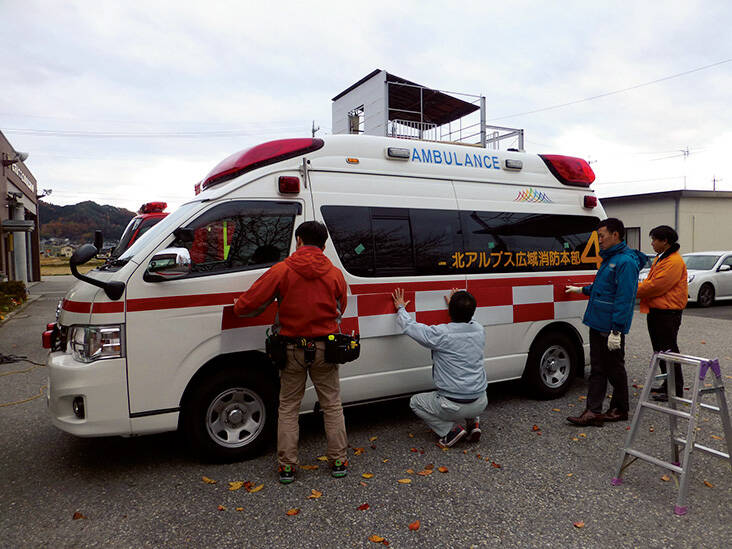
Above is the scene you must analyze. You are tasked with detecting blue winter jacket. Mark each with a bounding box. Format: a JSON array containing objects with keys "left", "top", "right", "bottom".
[{"left": 581, "top": 241, "right": 646, "bottom": 334}]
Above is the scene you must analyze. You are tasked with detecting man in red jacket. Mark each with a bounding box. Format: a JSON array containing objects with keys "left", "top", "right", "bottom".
[{"left": 234, "top": 221, "right": 349, "bottom": 484}]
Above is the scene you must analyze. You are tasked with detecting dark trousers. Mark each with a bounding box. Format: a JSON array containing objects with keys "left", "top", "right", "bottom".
[
  {"left": 647, "top": 309, "right": 684, "bottom": 396},
  {"left": 587, "top": 328, "right": 629, "bottom": 413}
]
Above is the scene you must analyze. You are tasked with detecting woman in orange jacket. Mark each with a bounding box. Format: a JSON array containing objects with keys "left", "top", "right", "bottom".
[{"left": 637, "top": 225, "right": 688, "bottom": 401}]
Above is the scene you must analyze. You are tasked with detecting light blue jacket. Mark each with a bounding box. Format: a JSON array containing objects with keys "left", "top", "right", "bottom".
[
  {"left": 582, "top": 241, "right": 646, "bottom": 334},
  {"left": 396, "top": 307, "right": 487, "bottom": 399}
]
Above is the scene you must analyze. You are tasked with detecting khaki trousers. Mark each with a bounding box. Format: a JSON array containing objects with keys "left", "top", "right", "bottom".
[{"left": 277, "top": 342, "right": 348, "bottom": 466}]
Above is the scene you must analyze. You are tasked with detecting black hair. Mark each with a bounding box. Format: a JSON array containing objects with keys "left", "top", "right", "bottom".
[
  {"left": 649, "top": 225, "right": 678, "bottom": 244},
  {"left": 598, "top": 217, "right": 625, "bottom": 240},
  {"left": 448, "top": 291, "right": 477, "bottom": 323},
  {"left": 295, "top": 221, "right": 329, "bottom": 248}
]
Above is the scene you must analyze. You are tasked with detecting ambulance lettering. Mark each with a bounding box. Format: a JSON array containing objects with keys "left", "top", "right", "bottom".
[{"left": 411, "top": 148, "right": 501, "bottom": 170}]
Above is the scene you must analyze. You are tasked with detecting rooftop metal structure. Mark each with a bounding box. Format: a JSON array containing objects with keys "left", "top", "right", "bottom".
[{"left": 332, "top": 69, "right": 524, "bottom": 150}]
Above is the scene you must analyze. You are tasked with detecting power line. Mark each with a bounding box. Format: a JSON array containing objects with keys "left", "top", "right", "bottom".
[
  {"left": 2, "top": 126, "right": 309, "bottom": 139},
  {"left": 489, "top": 58, "right": 732, "bottom": 122}
]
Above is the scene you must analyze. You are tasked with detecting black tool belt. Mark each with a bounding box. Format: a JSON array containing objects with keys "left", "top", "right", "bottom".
[{"left": 265, "top": 330, "right": 360, "bottom": 368}]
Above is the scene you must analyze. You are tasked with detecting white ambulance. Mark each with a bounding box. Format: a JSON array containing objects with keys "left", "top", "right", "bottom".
[{"left": 44, "top": 134, "right": 604, "bottom": 461}]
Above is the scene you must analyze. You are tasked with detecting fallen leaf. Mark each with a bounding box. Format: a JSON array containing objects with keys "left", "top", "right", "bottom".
[
  {"left": 710, "top": 435, "right": 722, "bottom": 440},
  {"left": 359, "top": 481, "right": 368, "bottom": 487},
  {"left": 649, "top": 427, "right": 655, "bottom": 433},
  {"left": 228, "top": 481, "right": 244, "bottom": 491},
  {"left": 438, "top": 466, "right": 449, "bottom": 473},
  {"left": 286, "top": 508, "right": 300, "bottom": 516},
  {"left": 626, "top": 426, "right": 631, "bottom": 430},
  {"left": 371, "top": 444, "right": 377, "bottom": 449},
  {"left": 463, "top": 450, "right": 468, "bottom": 454},
  {"left": 300, "top": 465, "right": 319, "bottom": 470},
  {"left": 408, "top": 519, "right": 421, "bottom": 531},
  {"left": 476, "top": 454, "right": 482, "bottom": 459},
  {"left": 406, "top": 469, "right": 415, "bottom": 474},
  {"left": 235, "top": 507, "right": 244, "bottom": 512},
  {"left": 202, "top": 476, "right": 217, "bottom": 484},
  {"left": 579, "top": 396, "right": 587, "bottom": 401},
  {"left": 354, "top": 447, "right": 366, "bottom": 455},
  {"left": 700, "top": 340, "right": 706, "bottom": 344},
  {"left": 410, "top": 447, "right": 418, "bottom": 453},
  {"left": 362, "top": 473, "right": 374, "bottom": 479},
  {"left": 382, "top": 459, "right": 389, "bottom": 463},
  {"left": 536, "top": 432, "right": 542, "bottom": 436},
  {"left": 579, "top": 433, "right": 587, "bottom": 438},
  {"left": 368, "top": 535, "right": 385, "bottom": 543},
  {"left": 307, "top": 489, "right": 322, "bottom": 499},
  {"left": 532, "top": 424, "right": 541, "bottom": 431},
  {"left": 552, "top": 408, "right": 561, "bottom": 412},
  {"left": 573, "top": 521, "right": 585, "bottom": 528},
  {"left": 358, "top": 503, "right": 370, "bottom": 511},
  {"left": 316, "top": 456, "right": 329, "bottom": 461},
  {"left": 661, "top": 475, "right": 671, "bottom": 482},
  {"left": 703, "top": 480, "right": 714, "bottom": 488},
  {"left": 218, "top": 505, "right": 226, "bottom": 511},
  {"left": 572, "top": 437, "right": 579, "bottom": 442},
  {"left": 568, "top": 403, "right": 575, "bottom": 407},
  {"left": 408, "top": 433, "right": 414, "bottom": 438},
  {"left": 417, "top": 469, "right": 433, "bottom": 476},
  {"left": 369, "top": 436, "right": 378, "bottom": 442},
  {"left": 72, "top": 512, "right": 86, "bottom": 520},
  {"left": 247, "top": 483, "right": 264, "bottom": 493},
  {"left": 424, "top": 463, "right": 434, "bottom": 470},
  {"left": 397, "top": 478, "right": 412, "bottom": 484},
  {"left": 491, "top": 461, "right": 501, "bottom": 468}
]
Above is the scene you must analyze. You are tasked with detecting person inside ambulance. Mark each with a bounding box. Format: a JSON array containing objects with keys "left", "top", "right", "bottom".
[{"left": 233, "top": 221, "right": 350, "bottom": 484}]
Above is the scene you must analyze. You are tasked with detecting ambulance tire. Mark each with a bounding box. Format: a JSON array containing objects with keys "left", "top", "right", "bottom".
[
  {"left": 523, "top": 332, "right": 578, "bottom": 399},
  {"left": 183, "top": 367, "right": 278, "bottom": 463}
]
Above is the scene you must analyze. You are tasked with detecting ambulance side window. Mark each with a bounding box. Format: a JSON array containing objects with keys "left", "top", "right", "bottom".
[
  {"left": 321, "top": 206, "right": 462, "bottom": 277},
  {"left": 171, "top": 201, "right": 300, "bottom": 277},
  {"left": 460, "top": 211, "right": 599, "bottom": 273}
]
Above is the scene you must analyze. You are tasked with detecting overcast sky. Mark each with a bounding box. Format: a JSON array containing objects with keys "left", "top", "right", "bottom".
[{"left": 3, "top": 0, "right": 731, "bottom": 213}]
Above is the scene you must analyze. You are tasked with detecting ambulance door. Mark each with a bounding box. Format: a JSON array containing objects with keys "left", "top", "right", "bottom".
[
  {"left": 124, "top": 199, "right": 304, "bottom": 417},
  {"left": 309, "top": 169, "right": 465, "bottom": 406}
]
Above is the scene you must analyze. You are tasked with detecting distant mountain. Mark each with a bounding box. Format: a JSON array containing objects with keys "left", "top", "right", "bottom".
[{"left": 40, "top": 200, "right": 136, "bottom": 243}]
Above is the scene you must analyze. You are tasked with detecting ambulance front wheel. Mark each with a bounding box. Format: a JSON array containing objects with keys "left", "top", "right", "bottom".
[
  {"left": 182, "top": 366, "right": 278, "bottom": 462},
  {"left": 524, "top": 332, "right": 578, "bottom": 399}
]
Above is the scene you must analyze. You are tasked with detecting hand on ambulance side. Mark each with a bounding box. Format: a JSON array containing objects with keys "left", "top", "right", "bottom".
[
  {"left": 392, "top": 288, "right": 411, "bottom": 310},
  {"left": 565, "top": 285, "right": 584, "bottom": 294}
]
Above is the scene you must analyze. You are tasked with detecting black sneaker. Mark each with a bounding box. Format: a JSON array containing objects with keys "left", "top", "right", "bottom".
[
  {"left": 331, "top": 459, "right": 348, "bottom": 478},
  {"left": 650, "top": 384, "right": 667, "bottom": 395},
  {"left": 466, "top": 418, "right": 481, "bottom": 443},
  {"left": 278, "top": 464, "right": 295, "bottom": 484},
  {"left": 438, "top": 425, "right": 467, "bottom": 448}
]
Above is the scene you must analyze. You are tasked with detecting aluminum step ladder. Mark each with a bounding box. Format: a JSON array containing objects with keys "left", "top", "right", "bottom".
[{"left": 611, "top": 352, "right": 732, "bottom": 515}]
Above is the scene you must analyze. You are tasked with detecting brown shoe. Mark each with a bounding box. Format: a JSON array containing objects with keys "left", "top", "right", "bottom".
[
  {"left": 602, "top": 408, "right": 629, "bottom": 422},
  {"left": 567, "top": 409, "right": 604, "bottom": 427}
]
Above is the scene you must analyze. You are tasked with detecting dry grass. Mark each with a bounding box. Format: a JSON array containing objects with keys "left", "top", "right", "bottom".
[{"left": 41, "top": 256, "right": 106, "bottom": 276}]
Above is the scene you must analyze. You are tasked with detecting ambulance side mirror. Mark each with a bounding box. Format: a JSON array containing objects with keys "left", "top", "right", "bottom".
[{"left": 144, "top": 247, "right": 192, "bottom": 282}]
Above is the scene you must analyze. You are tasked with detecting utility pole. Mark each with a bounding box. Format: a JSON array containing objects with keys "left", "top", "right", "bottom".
[
  {"left": 680, "top": 146, "right": 689, "bottom": 190},
  {"left": 311, "top": 120, "right": 320, "bottom": 138},
  {"left": 711, "top": 175, "right": 722, "bottom": 191}
]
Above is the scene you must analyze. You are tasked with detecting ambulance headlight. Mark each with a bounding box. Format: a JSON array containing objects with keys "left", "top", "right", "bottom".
[{"left": 70, "top": 325, "right": 124, "bottom": 363}]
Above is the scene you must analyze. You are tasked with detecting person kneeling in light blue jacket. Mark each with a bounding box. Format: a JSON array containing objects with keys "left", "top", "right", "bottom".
[{"left": 392, "top": 288, "right": 488, "bottom": 448}]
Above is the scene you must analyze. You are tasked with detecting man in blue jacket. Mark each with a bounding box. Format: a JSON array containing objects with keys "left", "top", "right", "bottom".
[
  {"left": 565, "top": 218, "right": 647, "bottom": 427},
  {"left": 392, "top": 288, "right": 487, "bottom": 447}
]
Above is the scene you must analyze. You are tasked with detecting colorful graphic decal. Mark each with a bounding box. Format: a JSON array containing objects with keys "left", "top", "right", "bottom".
[{"left": 514, "top": 188, "right": 552, "bottom": 203}]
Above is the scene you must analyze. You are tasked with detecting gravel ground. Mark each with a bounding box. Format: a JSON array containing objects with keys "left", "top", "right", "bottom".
[{"left": 1, "top": 278, "right": 730, "bottom": 548}]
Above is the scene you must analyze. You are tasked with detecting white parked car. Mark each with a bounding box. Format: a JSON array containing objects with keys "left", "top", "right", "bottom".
[
  {"left": 637, "top": 253, "right": 655, "bottom": 282},
  {"left": 684, "top": 251, "right": 732, "bottom": 307}
]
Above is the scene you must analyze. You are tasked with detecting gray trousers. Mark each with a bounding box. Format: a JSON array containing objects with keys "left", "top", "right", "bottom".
[{"left": 410, "top": 391, "right": 488, "bottom": 437}]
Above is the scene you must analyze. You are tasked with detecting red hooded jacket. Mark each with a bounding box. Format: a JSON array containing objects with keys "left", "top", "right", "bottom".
[{"left": 233, "top": 245, "right": 348, "bottom": 337}]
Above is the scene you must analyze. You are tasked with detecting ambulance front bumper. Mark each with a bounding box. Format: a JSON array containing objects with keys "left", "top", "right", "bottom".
[{"left": 47, "top": 353, "right": 131, "bottom": 437}]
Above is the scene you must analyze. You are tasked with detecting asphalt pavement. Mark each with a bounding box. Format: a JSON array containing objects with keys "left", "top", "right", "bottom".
[{"left": 1, "top": 276, "right": 731, "bottom": 548}]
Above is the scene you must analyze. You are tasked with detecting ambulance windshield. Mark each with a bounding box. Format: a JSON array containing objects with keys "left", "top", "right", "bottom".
[{"left": 118, "top": 202, "right": 200, "bottom": 262}]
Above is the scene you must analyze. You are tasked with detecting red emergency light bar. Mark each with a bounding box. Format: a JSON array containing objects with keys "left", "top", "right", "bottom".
[
  {"left": 539, "top": 154, "right": 595, "bottom": 187},
  {"left": 202, "top": 138, "right": 325, "bottom": 191},
  {"left": 139, "top": 201, "right": 167, "bottom": 214}
]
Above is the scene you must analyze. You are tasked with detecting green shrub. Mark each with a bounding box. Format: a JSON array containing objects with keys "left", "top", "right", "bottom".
[{"left": 0, "top": 281, "right": 27, "bottom": 303}]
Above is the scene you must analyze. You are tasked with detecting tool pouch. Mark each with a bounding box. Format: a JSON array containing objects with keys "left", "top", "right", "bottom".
[
  {"left": 324, "top": 333, "right": 361, "bottom": 364},
  {"left": 265, "top": 329, "right": 288, "bottom": 370}
]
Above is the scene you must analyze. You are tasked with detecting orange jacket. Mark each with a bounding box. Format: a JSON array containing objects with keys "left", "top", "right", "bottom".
[
  {"left": 636, "top": 245, "right": 688, "bottom": 313},
  {"left": 234, "top": 245, "right": 348, "bottom": 337}
]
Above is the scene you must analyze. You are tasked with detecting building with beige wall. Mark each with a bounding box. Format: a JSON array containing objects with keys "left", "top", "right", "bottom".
[{"left": 601, "top": 190, "right": 732, "bottom": 254}]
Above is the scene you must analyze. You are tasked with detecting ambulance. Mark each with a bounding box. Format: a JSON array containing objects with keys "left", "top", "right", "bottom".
[
  {"left": 110, "top": 201, "right": 169, "bottom": 258},
  {"left": 43, "top": 135, "right": 603, "bottom": 462}
]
